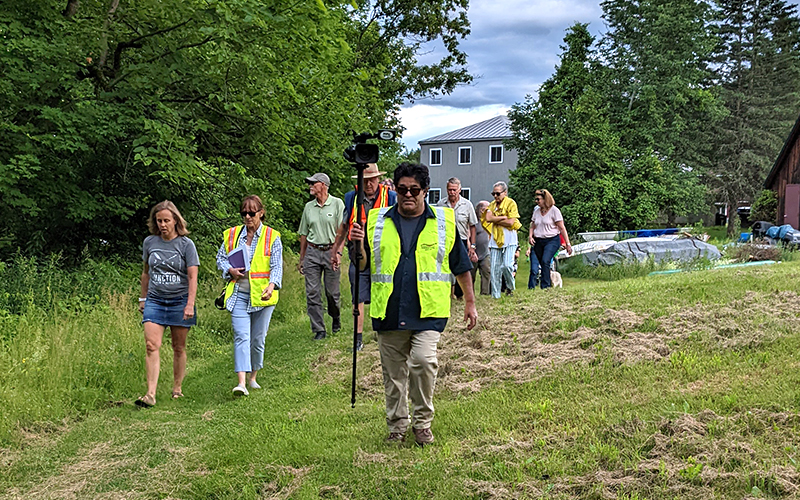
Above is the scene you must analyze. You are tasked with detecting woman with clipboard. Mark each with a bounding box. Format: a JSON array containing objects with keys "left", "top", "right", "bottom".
[{"left": 216, "top": 195, "right": 283, "bottom": 396}]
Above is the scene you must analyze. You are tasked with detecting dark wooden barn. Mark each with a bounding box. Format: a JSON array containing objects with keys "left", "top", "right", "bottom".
[{"left": 765, "top": 114, "right": 800, "bottom": 228}]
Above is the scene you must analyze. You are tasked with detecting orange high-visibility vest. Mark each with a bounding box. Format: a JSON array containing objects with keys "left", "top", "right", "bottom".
[{"left": 347, "top": 184, "right": 391, "bottom": 241}]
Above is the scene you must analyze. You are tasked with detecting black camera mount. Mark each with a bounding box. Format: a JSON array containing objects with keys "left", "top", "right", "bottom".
[{"left": 343, "top": 129, "right": 397, "bottom": 408}]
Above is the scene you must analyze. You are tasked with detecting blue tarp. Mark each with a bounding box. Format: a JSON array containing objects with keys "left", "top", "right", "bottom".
[
  {"left": 766, "top": 224, "right": 799, "bottom": 241},
  {"left": 619, "top": 228, "right": 681, "bottom": 238}
]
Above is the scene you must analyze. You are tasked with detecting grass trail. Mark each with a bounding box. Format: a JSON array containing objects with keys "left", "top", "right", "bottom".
[{"left": 2, "top": 260, "right": 800, "bottom": 499}]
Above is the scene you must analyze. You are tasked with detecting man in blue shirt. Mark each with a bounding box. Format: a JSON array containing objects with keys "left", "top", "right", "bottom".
[
  {"left": 332, "top": 164, "right": 397, "bottom": 351},
  {"left": 350, "top": 162, "right": 477, "bottom": 446}
]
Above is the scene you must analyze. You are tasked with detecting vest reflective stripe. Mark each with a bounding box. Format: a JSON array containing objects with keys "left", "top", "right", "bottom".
[
  {"left": 226, "top": 226, "right": 243, "bottom": 253},
  {"left": 222, "top": 225, "right": 280, "bottom": 308},
  {"left": 347, "top": 185, "right": 391, "bottom": 240},
  {"left": 367, "top": 206, "right": 456, "bottom": 320},
  {"left": 371, "top": 207, "right": 390, "bottom": 281},
  {"left": 263, "top": 226, "right": 273, "bottom": 257},
  {"left": 418, "top": 272, "right": 451, "bottom": 282},
  {"left": 371, "top": 274, "right": 393, "bottom": 283}
]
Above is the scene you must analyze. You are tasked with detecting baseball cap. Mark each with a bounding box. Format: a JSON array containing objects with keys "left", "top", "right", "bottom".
[{"left": 305, "top": 173, "right": 331, "bottom": 186}]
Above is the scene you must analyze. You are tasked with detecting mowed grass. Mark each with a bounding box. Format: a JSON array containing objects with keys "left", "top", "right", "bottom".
[{"left": 2, "top": 255, "right": 800, "bottom": 499}]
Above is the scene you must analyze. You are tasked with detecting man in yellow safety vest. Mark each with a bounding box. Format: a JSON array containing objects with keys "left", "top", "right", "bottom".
[{"left": 350, "top": 162, "right": 477, "bottom": 447}]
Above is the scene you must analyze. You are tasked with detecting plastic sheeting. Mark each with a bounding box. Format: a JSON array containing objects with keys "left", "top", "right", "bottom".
[
  {"left": 578, "top": 228, "right": 691, "bottom": 242},
  {"left": 766, "top": 224, "right": 800, "bottom": 242},
  {"left": 580, "top": 238, "right": 721, "bottom": 266}
]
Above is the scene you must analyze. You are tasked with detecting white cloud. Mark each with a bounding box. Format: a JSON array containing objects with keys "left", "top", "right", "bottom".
[
  {"left": 398, "top": 103, "right": 510, "bottom": 149},
  {"left": 407, "top": 0, "right": 604, "bottom": 111},
  {"left": 468, "top": 0, "right": 602, "bottom": 30}
]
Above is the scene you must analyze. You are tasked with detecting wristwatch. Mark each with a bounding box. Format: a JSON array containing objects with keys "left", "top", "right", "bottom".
[{"left": 470, "top": 244, "right": 476, "bottom": 249}]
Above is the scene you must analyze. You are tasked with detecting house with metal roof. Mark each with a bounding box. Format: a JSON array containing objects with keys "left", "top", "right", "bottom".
[{"left": 418, "top": 115, "right": 518, "bottom": 205}]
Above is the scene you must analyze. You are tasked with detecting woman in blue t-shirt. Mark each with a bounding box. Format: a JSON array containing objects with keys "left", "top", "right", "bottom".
[{"left": 135, "top": 200, "right": 199, "bottom": 408}]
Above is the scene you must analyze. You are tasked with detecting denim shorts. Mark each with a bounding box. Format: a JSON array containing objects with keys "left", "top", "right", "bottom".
[
  {"left": 348, "top": 262, "right": 371, "bottom": 305},
  {"left": 142, "top": 294, "right": 197, "bottom": 327}
]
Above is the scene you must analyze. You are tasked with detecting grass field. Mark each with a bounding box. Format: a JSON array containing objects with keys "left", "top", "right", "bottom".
[{"left": 2, "top": 253, "right": 800, "bottom": 499}]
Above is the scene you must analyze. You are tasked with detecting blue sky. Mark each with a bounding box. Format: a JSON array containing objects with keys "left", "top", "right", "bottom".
[{"left": 397, "top": 0, "right": 800, "bottom": 150}]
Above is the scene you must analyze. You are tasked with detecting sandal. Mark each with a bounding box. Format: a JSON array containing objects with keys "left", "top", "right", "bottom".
[
  {"left": 135, "top": 394, "right": 156, "bottom": 408},
  {"left": 171, "top": 391, "right": 184, "bottom": 399}
]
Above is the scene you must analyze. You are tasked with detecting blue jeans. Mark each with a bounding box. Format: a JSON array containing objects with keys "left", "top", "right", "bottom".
[
  {"left": 527, "top": 249, "right": 541, "bottom": 289},
  {"left": 231, "top": 290, "right": 275, "bottom": 373},
  {"left": 533, "top": 235, "right": 560, "bottom": 289}
]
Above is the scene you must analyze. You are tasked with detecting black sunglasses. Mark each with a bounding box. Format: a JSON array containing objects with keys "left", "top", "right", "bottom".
[
  {"left": 491, "top": 191, "right": 503, "bottom": 196},
  {"left": 240, "top": 211, "right": 259, "bottom": 218},
  {"left": 396, "top": 185, "right": 422, "bottom": 197}
]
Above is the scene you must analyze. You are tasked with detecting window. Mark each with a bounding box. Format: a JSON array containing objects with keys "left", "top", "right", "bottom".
[
  {"left": 458, "top": 146, "right": 471, "bottom": 165},
  {"left": 490, "top": 145, "right": 503, "bottom": 163},
  {"left": 460, "top": 188, "right": 471, "bottom": 200},
  {"left": 429, "top": 148, "right": 442, "bottom": 166},
  {"left": 428, "top": 189, "right": 441, "bottom": 205}
]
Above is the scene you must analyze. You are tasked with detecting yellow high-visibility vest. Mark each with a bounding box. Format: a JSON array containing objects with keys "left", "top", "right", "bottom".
[
  {"left": 223, "top": 225, "right": 280, "bottom": 307},
  {"left": 367, "top": 206, "right": 456, "bottom": 320}
]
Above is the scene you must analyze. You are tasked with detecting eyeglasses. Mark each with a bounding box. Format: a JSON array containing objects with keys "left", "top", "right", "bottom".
[
  {"left": 396, "top": 185, "right": 422, "bottom": 197},
  {"left": 240, "top": 211, "right": 258, "bottom": 218},
  {"left": 535, "top": 197, "right": 542, "bottom": 201},
  {"left": 491, "top": 191, "right": 503, "bottom": 197}
]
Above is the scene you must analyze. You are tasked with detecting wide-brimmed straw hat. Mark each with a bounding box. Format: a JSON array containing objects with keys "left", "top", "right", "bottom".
[{"left": 351, "top": 163, "right": 386, "bottom": 179}]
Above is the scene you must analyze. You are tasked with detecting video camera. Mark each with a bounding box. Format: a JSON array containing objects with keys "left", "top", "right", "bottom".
[{"left": 343, "top": 129, "right": 397, "bottom": 165}]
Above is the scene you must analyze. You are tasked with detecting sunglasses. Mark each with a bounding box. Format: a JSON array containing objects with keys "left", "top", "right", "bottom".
[
  {"left": 491, "top": 191, "right": 503, "bottom": 197},
  {"left": 240, "top": 211, "right": 259, "bottom": 218},
  {"left": 396, "top": 185, "right": 422, "bottom": 197}
]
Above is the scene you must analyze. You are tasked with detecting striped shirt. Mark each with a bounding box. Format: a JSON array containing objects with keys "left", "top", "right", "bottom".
[{"left": 216, "top": 224, "right": 283, "bottom": 313}]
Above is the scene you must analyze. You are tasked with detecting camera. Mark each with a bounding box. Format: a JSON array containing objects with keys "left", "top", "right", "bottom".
[{"left": 343, "top": 129, "right": 397, "bottom": 165}]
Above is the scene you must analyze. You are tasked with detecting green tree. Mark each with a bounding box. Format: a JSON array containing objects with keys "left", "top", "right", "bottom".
[
  {"left": 751, "top": 189, "right": 779, "bottom": 223},
  {"left": 0, "top": 0, "right": 472, "bottom": 260},
  {"left": 344, "top": 0, "right": 472, "bottom": 107},
  {"left": 508, "top": 24, "right": 663, "bottom": 233},
  {"left": 710, "top": 0, "right": 800, "bottom": 235},
  {"left": 599, "top": 0, "right": 719, "bottom": 223}
]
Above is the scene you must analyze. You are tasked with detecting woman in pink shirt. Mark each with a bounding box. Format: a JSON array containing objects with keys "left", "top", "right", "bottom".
[{"left": 527, "top": 189, "right": 572, "bottom": 289}]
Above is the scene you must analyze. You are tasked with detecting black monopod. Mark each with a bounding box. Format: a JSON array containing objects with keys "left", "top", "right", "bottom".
[
  {"left": 343, "top": 130, "right": 396, "bottom": 408},
  {"left": 351, "top": 160, "right": 366, "bottom": 408}
]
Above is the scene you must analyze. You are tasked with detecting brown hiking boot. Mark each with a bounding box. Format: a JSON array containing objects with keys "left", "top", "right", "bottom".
[
  {"left": 386, "top": 432, "right": 405, "bottom": 443},
  {"left": 413, "top": 427, "right": 434, "bottom": 446}
]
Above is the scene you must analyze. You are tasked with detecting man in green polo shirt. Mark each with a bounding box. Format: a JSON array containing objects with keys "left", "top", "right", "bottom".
[{"left": 298, "top": 173, "right": 345, "bottom": 340}]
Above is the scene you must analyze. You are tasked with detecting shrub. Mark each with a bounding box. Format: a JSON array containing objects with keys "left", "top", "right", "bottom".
[
  {"left": 751, "top": 190, "right": 778, "bottom": 224},
  {"left": 727, "top": 243, "right": 782, "bottom": 262}
]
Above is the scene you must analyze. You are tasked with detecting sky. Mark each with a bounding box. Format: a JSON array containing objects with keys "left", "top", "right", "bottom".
[
  {"left": 397, "top": 0, "right": 800, "bottom": 150},
  {"left": 398, "top": 0, "right": 605, "bottom": 149}
]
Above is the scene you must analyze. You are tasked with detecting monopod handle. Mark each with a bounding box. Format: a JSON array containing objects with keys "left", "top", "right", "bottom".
[{"left": 351, "top": 162, "right": 366, "bottom": 408}]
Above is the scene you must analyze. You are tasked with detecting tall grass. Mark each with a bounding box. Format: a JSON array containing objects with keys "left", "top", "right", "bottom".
[{"left": 0, "top": 254, "right": 244, "bottom": 445}]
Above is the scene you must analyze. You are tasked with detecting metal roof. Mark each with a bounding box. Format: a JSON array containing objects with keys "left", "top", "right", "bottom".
[{"left": 418, "top": 115, "right": 512, "bottom": 144}]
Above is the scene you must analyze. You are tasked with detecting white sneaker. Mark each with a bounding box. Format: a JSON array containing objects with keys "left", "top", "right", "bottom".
[
  {"left": 248, "top": 380, "right": 261, "bottom": 389},
  {"left": 232, "top": 384, "right": 249, "bottom": 397}
]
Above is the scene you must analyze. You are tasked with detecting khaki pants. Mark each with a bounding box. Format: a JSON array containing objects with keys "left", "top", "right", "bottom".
[
  {"left": 474, "top": 256, "right": 491, "bottom": 295},
  {"left": 376, "top": 329, "right": 441, "bottom": 433}
]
